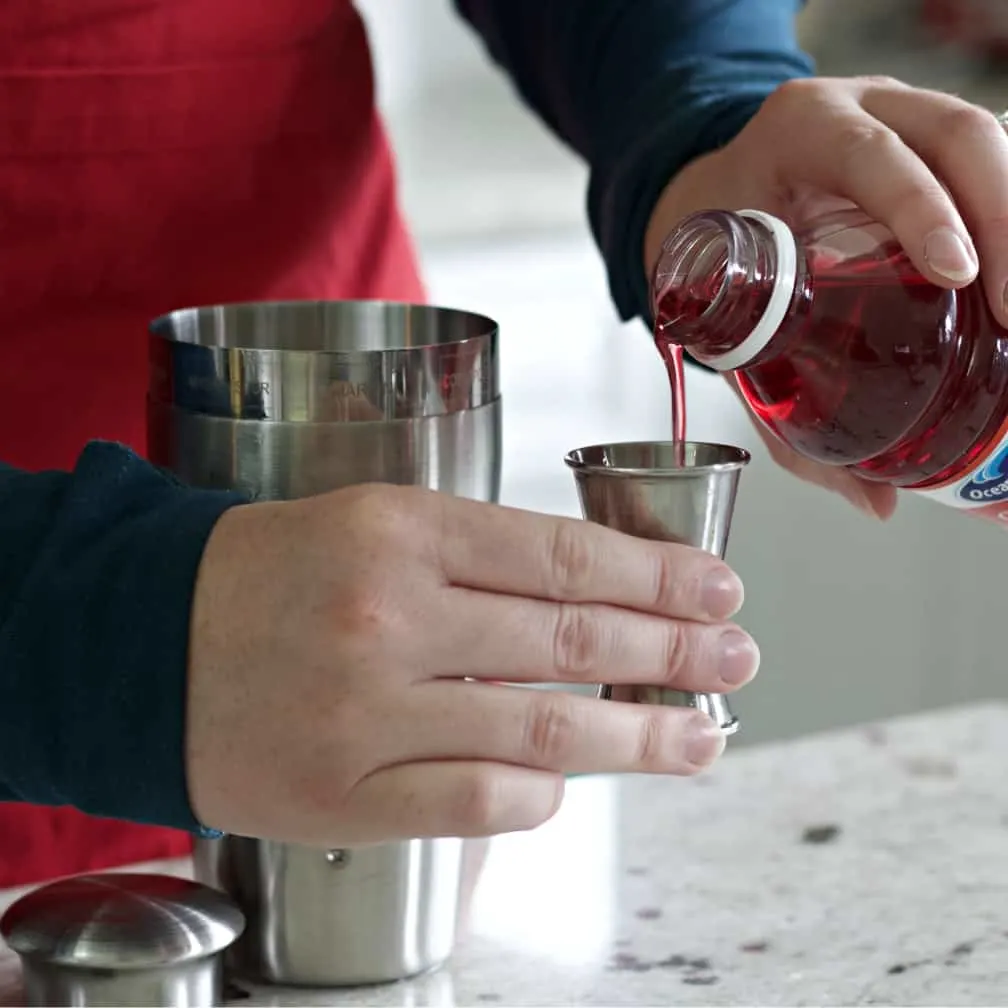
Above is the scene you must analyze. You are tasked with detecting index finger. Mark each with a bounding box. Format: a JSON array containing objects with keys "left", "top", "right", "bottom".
[
  {"left": 764, "top": 81, "right": 977, "bottom": 288},
  {"left": 432, "top": 496, "right": 744, "bottom": 621},
  {"left": 860, "top": 85, "right": 1008, "bottom": 325}
]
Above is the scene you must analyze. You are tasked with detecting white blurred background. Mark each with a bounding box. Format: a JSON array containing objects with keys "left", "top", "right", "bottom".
[{"left": 355, "top": 0, "right": 1008, "bottom": 745}]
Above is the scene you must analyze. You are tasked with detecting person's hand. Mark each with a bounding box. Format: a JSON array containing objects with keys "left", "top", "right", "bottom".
[
  {"left": 185, "top": 484, "right": 759, "bottom": 846},
  {"left": 645, "top": 76, "right": 1008, "bottom": 520}
]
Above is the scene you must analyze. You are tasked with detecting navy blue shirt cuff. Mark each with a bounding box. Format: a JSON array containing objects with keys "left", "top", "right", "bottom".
[{"left": 0, "top": 442, "right": 245, "bottom": 832}]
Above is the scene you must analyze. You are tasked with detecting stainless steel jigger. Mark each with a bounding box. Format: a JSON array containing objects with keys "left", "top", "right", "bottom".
[{"left": 564, "top": 441, "right": 750, "bottom": 735}]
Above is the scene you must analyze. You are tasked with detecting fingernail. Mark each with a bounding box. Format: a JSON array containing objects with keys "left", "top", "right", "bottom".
[
  {"left": 870, "top": 494, "right": 898, "bottom": 521},
  {"left": 923, "top": 228, "right": 977, "bottom": 283},
  {"left": 717, "top": 629, "right": 761, "bottom": 686},
  {"left": 701, "top": 569, "right": 744, "bottom": 619},
  {"left": 684, "top": 713, "right": 726, "bottom": 767},
  {"left": 847, "top": 485, "right": 890, "bottom": 521},
  {"left": 848, "top": 489, "right": 878, "bottom": 518}
]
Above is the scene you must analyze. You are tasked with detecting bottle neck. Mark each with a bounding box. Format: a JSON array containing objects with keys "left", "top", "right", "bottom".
[{"left": 651, "top": 210, "right": 800, "bottom": 371}]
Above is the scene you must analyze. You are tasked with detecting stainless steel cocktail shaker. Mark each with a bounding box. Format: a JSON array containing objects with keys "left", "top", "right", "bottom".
[{"left": 148, "top": 300, "right": 502, "bottom": 986}]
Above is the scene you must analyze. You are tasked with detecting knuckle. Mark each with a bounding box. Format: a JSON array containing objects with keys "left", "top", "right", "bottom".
[
  {"left": 347, "top": 484, "right": 419, "bottom": 539},
  {"left": 333, "top": 485, "right": 430, "bottom": 629},
  {"left": 551, "top": 604, "right": 604, "bottom": 679},
  {"left": 339, "top": 577, "right": 400, "bottom": 637},
  {"left": 768, "top": 76, "right": 820, "bottom": 112},
  {"left": 835, "top": 122, "right": 899, "bottom": 170},
  {"left": 634, "top": 709, "right": 666, "bottom": 771},
  {"left": 979, "top": 213, "right": 1008, "bottom": 243},
  {"left": 651, "top": 548, "right": 697, "bottom": 613},
  {"left": 940, "top": 104, "right": 1003, "bottom": 148},
  {"left": 452, "top": 768, "right": 505, "bottom": 835},
  {"left": 547, "top": 522, "right": 596, "bottom": 598},
  {"left": 663, "top": 621, "right": 692, "bottom": 684},
  {"left": 883, "top": 183, "right": 948, "bottom": 233},
  {"left": 651, "top": 550, "right": 677, "bottom": 611},
  {"left": 859, "top": 74, "right": 906, "bottom": 93},
  {"left": 763, "top": 77, "right": 840, "bottom": 124},
  {"left": 523, "top": 693, "right": 578, "bottom": 766},
  {"left": 335, "top": 564, "right": 402, "bottom": 636}
]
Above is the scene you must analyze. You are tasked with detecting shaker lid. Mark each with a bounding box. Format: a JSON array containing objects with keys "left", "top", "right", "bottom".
[{"left": 0, "top": 873, "right": 245, "bottom": 970}]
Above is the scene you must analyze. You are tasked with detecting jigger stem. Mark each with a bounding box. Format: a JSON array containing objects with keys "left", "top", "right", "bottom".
[{"left": 564, "top": 441, "right": 750, "bottom": 735}]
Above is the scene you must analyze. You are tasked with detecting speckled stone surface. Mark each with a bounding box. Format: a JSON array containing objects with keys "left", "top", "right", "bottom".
[{"left": 3, "top": 703, "right": 1008, "bottom": 1006}]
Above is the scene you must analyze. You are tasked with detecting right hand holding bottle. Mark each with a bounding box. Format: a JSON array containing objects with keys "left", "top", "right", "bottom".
[
  {"left": 646, "top": 76, "right": 1008, "bottom": 521},
  {"left": 184, "top": 484, "right": 759, "bottom": 846}
]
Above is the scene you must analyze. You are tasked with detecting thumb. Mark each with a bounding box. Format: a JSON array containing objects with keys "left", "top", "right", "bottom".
[{"left": 766, "top": 436, "right": 897, "bottom": 520}]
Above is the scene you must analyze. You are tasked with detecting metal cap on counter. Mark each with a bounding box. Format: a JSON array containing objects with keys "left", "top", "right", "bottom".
[{"left": 1, "top": 873, "right": 245, "bottom": 1007}]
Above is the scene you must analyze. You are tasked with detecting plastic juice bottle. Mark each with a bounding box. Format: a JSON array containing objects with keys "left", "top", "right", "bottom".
[{"left": 651, "top": 207, "right": 1008, "bottom": 525}]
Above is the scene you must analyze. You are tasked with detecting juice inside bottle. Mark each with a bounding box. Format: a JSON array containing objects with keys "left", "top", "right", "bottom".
[{"left": 651, "top": 207, "right": 1008, "bottom": 524}]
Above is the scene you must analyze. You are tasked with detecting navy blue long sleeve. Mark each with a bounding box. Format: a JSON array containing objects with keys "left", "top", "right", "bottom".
[
  {"left": 0, "top": 442, "right": 243, "bottom": 830},
  {"left": 453, "top": 0, "right": 813, "bottom": 323}
]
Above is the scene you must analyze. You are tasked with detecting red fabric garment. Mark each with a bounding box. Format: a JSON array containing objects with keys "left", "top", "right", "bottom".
[
  {"left": 920, "top": 0, "right": 1008, "bottom": 59},
  {"left": 0, "top": 0, "right": 424, "bottom": 888}
]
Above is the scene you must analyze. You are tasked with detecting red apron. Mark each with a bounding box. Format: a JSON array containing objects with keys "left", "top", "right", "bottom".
[{"left": 0, "top": 0, "right": 425, "bottom": 888}]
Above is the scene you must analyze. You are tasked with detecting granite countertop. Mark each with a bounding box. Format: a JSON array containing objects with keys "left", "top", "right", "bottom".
[{"left": 3, "top": 703, "right": 1008, "bottom": 1006}]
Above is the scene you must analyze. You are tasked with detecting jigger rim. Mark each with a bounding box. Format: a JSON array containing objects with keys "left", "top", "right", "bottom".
[{"left": 564, "top": 440, "right": 750, "bottom": 478}]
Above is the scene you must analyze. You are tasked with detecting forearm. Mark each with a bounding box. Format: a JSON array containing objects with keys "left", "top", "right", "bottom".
[
  {"left": 0, "top": 442, "right": 243, "bottom": 831},
  {"left": 454, "top": 0, "right": 813, "bottom": 321}
]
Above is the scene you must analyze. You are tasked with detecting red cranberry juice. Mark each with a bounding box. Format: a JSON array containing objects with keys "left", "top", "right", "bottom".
[
  {"left": 654, "top": 245, "right": 774, "bottom": 452},
  {"left": 656, "top": 237, "right": 1008, "bottom": 524},
  {"left": 656, "top": 338, "right": 688, "bottom": 443}
]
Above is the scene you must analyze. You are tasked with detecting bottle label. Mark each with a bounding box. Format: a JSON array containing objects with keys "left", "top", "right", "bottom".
[{"left": 914, "top": 426, "right": 1008, "bottom": 525}]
